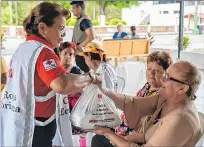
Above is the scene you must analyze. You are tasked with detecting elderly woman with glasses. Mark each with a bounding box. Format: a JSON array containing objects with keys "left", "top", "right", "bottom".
[
  {"left": 91, "top": 51, "right": 173, "bottom": 147},
  {"left": 88, "top": 61, "right": 203, "bottom": 147}
]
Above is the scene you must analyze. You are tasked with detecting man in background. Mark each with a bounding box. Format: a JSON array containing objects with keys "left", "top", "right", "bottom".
[
  {"left": 71, "top": 1, "right": 94, "bottom": 73},
  {"left": 126, "top": 26, "right": 139, "bottom": 39}
]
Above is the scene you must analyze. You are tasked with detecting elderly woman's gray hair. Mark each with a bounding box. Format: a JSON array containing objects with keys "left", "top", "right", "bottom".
[{"left": 178, "top": 61, "right": 201, "bottom": 100}]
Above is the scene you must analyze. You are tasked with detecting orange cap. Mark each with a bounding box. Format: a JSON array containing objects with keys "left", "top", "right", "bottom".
[{"left": 79, "top": 42, "right": 104, "bottom": 57}]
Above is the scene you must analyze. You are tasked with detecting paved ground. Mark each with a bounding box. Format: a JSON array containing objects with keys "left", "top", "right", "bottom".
[
  {"left": 152, "top": 34, "right": 204, "bottom": 53},
  {"left": 2, "top": 34, "right": 204, "bottom": 55}
]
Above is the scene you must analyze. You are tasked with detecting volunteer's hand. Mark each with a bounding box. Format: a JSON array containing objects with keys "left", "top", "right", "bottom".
[
  {"left": 85, "top": 127, "right": 113, "bottom": 136},
  {"left": 88, "top": 71, "right": 102, "bottom": 86},
  {"left": 92, "top": 73, "right": 102, "bottom": 88}
]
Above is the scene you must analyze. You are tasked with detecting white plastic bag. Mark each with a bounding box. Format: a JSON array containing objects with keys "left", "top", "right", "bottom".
[{"left": 70, "top": 84, "right": 121, "bottom": 129}]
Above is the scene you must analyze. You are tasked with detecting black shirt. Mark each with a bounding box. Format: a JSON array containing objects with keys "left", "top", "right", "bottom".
[
  {"left": 79, "top": 19, "right": 92, "bottom": 31},
  {"left": 70, "top": 66, "right": 82, "bottom": 74}
]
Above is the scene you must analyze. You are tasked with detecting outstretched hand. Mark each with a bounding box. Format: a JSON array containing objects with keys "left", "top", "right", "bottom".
[
  {"left": 85, "top": 126, "right": 113, "bottom": 136},
  {"left": 89, "top": 72, "right": 109, "bottom": 94},
  {"left": 92, "top": 73, "right": 102, "bottom": 89}
]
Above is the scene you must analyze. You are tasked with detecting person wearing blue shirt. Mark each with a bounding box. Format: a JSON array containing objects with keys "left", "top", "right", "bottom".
[{"left": 113, "top": 24, "right": 128, "bottom": 39}]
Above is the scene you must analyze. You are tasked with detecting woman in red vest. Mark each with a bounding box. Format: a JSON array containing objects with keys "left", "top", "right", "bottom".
[{"left": 1, "top": 2, "right": 97, "bottom": 147}]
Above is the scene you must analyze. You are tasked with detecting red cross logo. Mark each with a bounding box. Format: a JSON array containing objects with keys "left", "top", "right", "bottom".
[
  {"left": 43, "top": 59, "right": 57, "bottom": 71},
  {"left": 46, "top": 59, "right": 53, "bottom": 65}
]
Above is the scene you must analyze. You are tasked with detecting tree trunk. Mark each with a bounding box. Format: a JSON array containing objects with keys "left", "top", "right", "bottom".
[
  {"left": 99, "top": 1, "right": 106, "bottom": 15},
  {"left": 99, "top": 1, "right": 106, "bottom": 26},
  {"left": 15, "top": 2, "right": 18, "bottom": 25},
  {"left": 9, "top": 1, "right": 13, "bottom": 25}
]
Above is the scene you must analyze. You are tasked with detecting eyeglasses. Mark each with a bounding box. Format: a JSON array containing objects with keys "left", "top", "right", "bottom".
[
  {"left": 164, "top": 72, "right": 188, "bottom": 85},
  {"left": 53, "top": 25, "right": 66, "bottom": 37},
  {"left": 164, "top": 72, "right": 196, "bottom": 99}
]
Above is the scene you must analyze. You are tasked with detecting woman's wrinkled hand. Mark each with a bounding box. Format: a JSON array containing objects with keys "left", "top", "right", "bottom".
[{"left": 85, "top": 126, "right": 113, "bottom": 136}]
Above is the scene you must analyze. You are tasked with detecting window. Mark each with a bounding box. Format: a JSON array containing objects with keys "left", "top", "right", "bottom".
[
  {"left": 153, "top": 1, "right": 159, "bottom": 5},
  {"left": 199, "top": 1, "right": 204, "bottom": 5},
  {"left": 185, "top": 1, "right": 195, "bottom": 6},
  {"left": 153, "top": 0, "right": 178, "bottom": 5},
  {"left": 185, "top": 1, "right": 204, "bottom": 6},
  {"left": 163, "top": 11, "right": 169, "bottom": 14}
]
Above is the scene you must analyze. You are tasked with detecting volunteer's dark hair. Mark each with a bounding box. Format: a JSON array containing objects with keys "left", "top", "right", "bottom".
[
  {"left": 84, "top": 52, "right": 107, "bottom": 63},
  {"left": 23, "top": 2, "right": 71, "bottom": 36}
]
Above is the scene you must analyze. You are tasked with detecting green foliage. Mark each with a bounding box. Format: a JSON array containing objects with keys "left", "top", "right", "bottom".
[
  {"left": 109, "top": 18, "right": 121, "bottom": 25},
  {"left": 105, "top": 5, "right": 122, "bottom": 20},
  {"left": 54, "top": 1, "right": 71, "bottom": 9},
  {"left": 1, "top": 33, "right": 5, "bottom": 41},
  {"left": 98, "top": 1, "right": 140, "bottom": 25},
  {"left": 175, "top": 36, "right": 190, "bottom": 49},
  {"left": 1, "top": 1, "right": 70, "bottom": 26},
  {"left": 1, "top": 4, "right": 11, "bottom": 25},
  {"left": 66, "top": 17, "right": 77, "bottom": 26},
  {"left": 106, "top": 22, "right": 111, "bottom": 26},
  {"left": 85, "top": 1, "right": 99, "bottom": 20},
  {"left": 183, "top": 37, "right": 190, "bottom": 49},
  {"left": 120, "top": 20, "right": 126, "bottom": 25},
  {"left": 92, "top": 20, "right": 100, "bottom": 26},
  {"left": 1, "top": 33, "right": 5, "bottom": 46},
  {"left": 1, "top": 1, "right": 41, "bottom": 25},
  {"left": 108, "top": 18, "right": 126, "bottom": 25},
  {"left": 148, "top": 33, "right": 154, "bottom": 46},
  {"left": 101, "top": 1, "right": 140, "bottom": 9},
  {"left": 1, "top": 1, "right": 139, "bottom": 26}
]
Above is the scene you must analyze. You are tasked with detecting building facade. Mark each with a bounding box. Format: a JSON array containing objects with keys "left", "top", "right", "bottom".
[{"left": 122, "top": 1, "right": 204, "bottom": 31}]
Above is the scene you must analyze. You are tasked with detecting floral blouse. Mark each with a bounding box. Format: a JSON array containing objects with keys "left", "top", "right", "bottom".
[{"left": 115, "top": 83, "right": 159, "bottom": 136}]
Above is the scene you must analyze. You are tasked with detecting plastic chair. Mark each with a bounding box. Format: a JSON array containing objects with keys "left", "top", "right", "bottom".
[
  {"left": 116, "top": 62, "right": 129, "bottom": 83},
  {"left": 116, "top": 76, "right": 125, "bottom": 93},
  {"left": 116, "top": 61, "right": 147, "bottom": 96}
]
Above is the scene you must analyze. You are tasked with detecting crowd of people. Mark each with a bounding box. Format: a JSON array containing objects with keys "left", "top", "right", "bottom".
[{"left": 1, "top": 1, "right": 204, "bottom": 147}]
